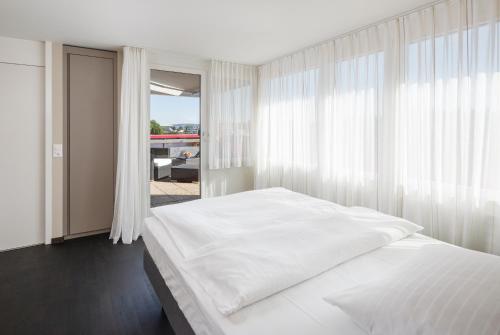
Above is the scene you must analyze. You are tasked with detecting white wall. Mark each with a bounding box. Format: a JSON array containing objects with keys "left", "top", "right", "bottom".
[
  {"left": 148, "top": 49, "right": 254, "bottom": 198},
  {"left": 0, "top": 36, "right": 45, "bottom": 250},
  {"left": 0, "top": 36, "right": 44, "bottom": 66}
]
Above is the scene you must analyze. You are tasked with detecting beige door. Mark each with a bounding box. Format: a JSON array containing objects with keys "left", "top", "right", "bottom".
[{"left": 65, "top": 46, "right": 116, "bottom": 235}]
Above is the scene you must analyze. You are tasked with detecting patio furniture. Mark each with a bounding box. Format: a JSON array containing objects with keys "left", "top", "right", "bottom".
[
  {"left": 150, "top": 148, "right": 171, "bottom": 180},
  {"left": 171, "top": 158, "right": 199, "bottom": 182},
  {"left": 169, "top": 146, "right": 200, "bottom": 158},
  {"left": 153, "top": 158, "right": 172, "bottom": 180}
]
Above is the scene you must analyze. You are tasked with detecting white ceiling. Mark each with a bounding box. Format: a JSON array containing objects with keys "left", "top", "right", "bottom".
[{"left": 0, "top": 0, "right": 433, "bottom": 65}]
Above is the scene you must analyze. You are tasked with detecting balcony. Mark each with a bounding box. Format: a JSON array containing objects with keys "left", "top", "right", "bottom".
[{"left": 150, "top": 134, "right": 200, "bottom": 207}]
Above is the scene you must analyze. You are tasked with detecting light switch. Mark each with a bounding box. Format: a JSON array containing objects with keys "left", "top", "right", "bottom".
[{"left": 53, "top": 144, "right": 63, "bottom": 158}]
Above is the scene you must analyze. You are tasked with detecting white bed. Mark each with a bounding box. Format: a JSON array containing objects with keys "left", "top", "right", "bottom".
[{"left": 142, "top": 188, "right": 442, "bottom": 335}]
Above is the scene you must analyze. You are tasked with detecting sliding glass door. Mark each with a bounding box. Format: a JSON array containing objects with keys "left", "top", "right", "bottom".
[{"left": 149, "top": 70, "right": 201, "bottom": 207}]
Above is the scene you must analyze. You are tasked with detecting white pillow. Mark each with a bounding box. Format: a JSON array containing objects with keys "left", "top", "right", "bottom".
[{"left": 324, "top": 245, "right": 500, "bottom": 335}]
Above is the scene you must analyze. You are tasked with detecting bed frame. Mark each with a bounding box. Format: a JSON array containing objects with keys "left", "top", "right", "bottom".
[{"left": 143, "top": 249, "right": 196, "bottom": 335}]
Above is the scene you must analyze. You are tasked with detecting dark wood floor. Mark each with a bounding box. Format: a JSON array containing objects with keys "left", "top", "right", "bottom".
[{"left": 0, "top": 234, "right": 175, "bottom": 335}]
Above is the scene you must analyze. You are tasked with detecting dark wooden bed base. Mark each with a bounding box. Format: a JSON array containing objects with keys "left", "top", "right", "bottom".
[{"left": 143, "top": 249, "right": 196, "bottom": 335}]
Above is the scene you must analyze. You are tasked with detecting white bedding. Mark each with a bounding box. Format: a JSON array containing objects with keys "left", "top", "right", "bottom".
[
  {"left": 151, "top": 188, "right": 346, "bottom": 258},
  {"left": 325, "top": 244, "right": 500, "bottom": 335},
  {"left": 151, "top": 188, "right": 422, "bottom": 315},
  {"left": 143, "top": 216, "right": 441, "bottom": 335}
]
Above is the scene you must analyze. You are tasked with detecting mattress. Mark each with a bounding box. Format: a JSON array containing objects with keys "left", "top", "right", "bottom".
[{"left": 142, "top": 216, "right": 442, "bottom": 335}]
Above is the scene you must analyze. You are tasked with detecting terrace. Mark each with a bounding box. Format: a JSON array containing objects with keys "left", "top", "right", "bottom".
[{"left": 150, "top": 133, "right": 200, "bottom": 207}]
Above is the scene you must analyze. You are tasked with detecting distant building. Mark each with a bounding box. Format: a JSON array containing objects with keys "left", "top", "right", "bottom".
[
  {"left": 162, "top": 123, "right": 200, "bottom": 134},
  {"left": 161, "top": 126, "right": 174, "bottom": 133}
]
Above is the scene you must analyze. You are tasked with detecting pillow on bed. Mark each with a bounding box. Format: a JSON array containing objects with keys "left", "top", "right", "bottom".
[{"left": 324, "top": 244, "right": 500, "bottom": 335}]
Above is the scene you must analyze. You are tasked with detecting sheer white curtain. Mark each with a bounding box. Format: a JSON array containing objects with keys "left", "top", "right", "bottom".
[
  {"left": 256, "top": 0, "right": 500, "bottom": 254},
  {"left": 397, "top": 0, "right": 500, "bottom": 253},
  {"left": 256, "top": 23, "right": 399, "bottom": 209},
  {"left": 256, "top": 49, "right": 321, "bottom": 196},
  {"left": 110, "top": 47, "right": 150, "bottom": 244},
  {"left": 208, "top": 60, "right": 257, "bottom": 169}
]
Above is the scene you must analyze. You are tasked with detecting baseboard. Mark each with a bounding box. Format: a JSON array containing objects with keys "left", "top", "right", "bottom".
[
  {"left": 64, "top": 228, "right": 111, "bottom": 240},
  {"left": 0, "top": 243, "right": 44, "bottom": 253},
  {"left": 51, "top": 236, "right": 65, "bottom": 244}
]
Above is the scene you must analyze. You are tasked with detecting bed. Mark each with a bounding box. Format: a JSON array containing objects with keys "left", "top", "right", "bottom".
[{"left": 142, "top": 188, "right": 500, "bottom": 335}]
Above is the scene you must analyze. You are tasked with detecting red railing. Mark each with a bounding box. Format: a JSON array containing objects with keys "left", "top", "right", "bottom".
[{"left": 150, "top": 134, "right": 200, "bottom": 140}]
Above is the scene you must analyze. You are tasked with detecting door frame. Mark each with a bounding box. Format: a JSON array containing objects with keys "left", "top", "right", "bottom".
[
  {"left": 148, "top": 63, "right": 206, "bottom": 200},
  {"left": 44, "top": 42, "right": 53, "bottom": 245}
]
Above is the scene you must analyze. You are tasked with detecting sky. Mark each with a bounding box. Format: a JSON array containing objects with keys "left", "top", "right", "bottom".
[{"left": 150, "top": 94, "right": 200, "bottom": 126}]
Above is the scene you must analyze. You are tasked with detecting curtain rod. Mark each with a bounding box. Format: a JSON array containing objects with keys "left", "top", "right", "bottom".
[{"left": 260, "top": 0, "right": 451, "bottom": 65}]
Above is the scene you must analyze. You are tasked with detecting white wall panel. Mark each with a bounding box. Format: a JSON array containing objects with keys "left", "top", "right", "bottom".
[
  {"left": 0, "top": 38, "right": 45, "bottom": 250},
  {"left": 0, "top": 36, "right": 44, "bottom": 66}
]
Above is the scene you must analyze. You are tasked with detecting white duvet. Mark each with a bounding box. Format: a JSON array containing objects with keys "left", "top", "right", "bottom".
[{"left": 151, "top": 188, "right": 422, "bottom": 315}]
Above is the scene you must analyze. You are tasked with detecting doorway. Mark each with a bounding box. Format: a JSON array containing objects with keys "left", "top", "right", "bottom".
[
  {"left": 64, "top": 46, "right": 117, "bottom": 236},
  {"left": 149, "top": 70, "right": 201, "bottom": 207}
]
